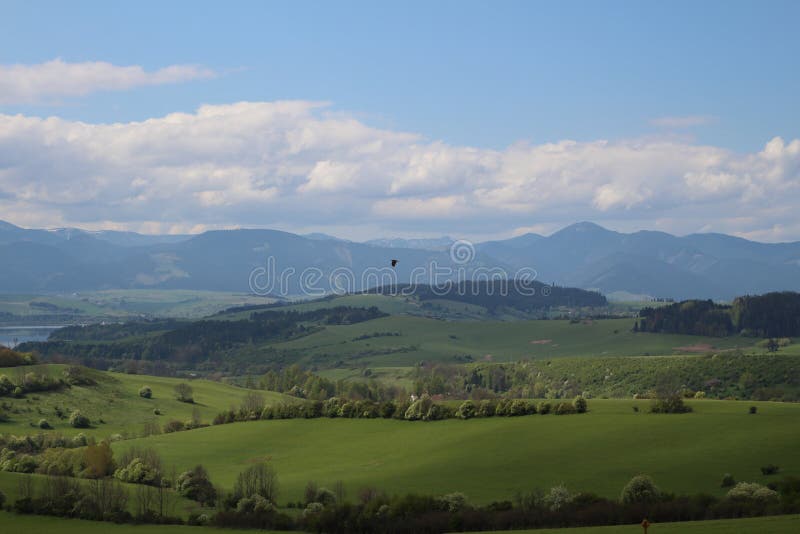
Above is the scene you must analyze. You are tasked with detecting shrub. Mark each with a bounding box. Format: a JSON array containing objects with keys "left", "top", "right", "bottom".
[
  {"left": 477, "top": 399, "right": 496, "bottom": 417},
  {"left": 620, "top": 475, "right": 661, "bottom": 504},
  {"left": 424, "top": 403, "right": 447, "bottom": 421},
  {"left": 163, "top": 419, "right": 185, "bottom": 433},
  {"left": 726, "top": 482, "right": 779, "bottom": 502},
  {"left": 0, "top": 375, "right": 14, "bottom": 396},
  {"left": 37, "top": 419, "right": 51, "bottom": 429},
  {"left": 379, "top": 401, "right": 396, "bottom": 418},
  {"left": 573, "top": 395, "right": 588, "bottom": 413},
  {"left": 544, "top": 484, "right": 573, "bottom": 511},
  {"left": 114, "top": 457, "right": 161, "bottom": 485},
  {"left": 404, "top": 396, "right": 433, "bottom": 421},
  {"left": 153, "top": 408, "right": 161, "bottom": 415},
  {"left": 174, "top": 383, "right": 194, "bottom": 403},
  {"left": 456, "top": 400, "right": 476, "bottom": 419},
  {"left": 439, "top": 492, "right": 467, "bottom": 513},
  {"left": 177, "top": 465, "right": 217, "bottom": 506},
  {"left": 509, "top": 399, "right": 528, "bottom": 416},
  {"left": 650, "top": 395, "right": 692, "bottom": 414},
  {"left": 721, "top": 473, "right": 736, "bottom": 488},
  {"left": 761, "top": 464, "right": 780, "bottom": 475},
  {"left": 694, "top": 391, "right": 706, "bottom": 399},
  {"left": 554, "top": 402, "right": 576, "bottom": 415},
  {"left": 139, "top": 386, "right": 152, "bottom": 399},
  {"left": 0, "top": 488, "right": 5, "bottom": 508},
  {"left": 495, "top": 399, "right": 511, "bottom": 416},
  {"left": 749, "top": 406, "right": 758, "bottom": 414},
  {"left": 538, "top": 401, "right": 552, "bottom": 415},
  {"left": 68, "top": 410, "right": 90, "bottom": 428}
]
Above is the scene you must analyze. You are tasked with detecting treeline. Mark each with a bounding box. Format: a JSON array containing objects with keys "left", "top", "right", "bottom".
[
  {"left": 212, "top": 395, "right": 588, "bottom": 425},
  {"left": 0, "top": 346, "right": 37, "bottom": 367},
  {"left": 367, "top": 280, "right": 607, "bottom": 312},
  {"left": 410, "top": 354, "right": 800, "bottom": 402},
  {"left": 638, "top": 291, "right": 800, "bottom": 337},
  {"left": 4, "top": 466, "right": 800, "bottom": 533},
  {"left": 19, "top": 306, "right": 387, "bottom": 367}
]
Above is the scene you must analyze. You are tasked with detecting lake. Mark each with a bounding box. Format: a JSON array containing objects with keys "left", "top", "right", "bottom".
[{"left": 0, "top": 326, "right": 62, "bottom": 348}]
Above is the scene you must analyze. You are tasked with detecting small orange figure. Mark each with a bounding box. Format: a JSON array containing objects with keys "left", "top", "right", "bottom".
[{"left": 641, "top": 518, "right": 651, "bottom": 533}]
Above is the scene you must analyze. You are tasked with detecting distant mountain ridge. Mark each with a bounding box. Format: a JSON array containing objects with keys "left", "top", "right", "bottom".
[{"left": 1, "top": 219, "right": 799, "bottom": 299}]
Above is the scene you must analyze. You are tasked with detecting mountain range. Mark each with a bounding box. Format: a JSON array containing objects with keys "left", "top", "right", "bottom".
[{"left": 2, "top": 219, "right": 799, "bottom": 300}]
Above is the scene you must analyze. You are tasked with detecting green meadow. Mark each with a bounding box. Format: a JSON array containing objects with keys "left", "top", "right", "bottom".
[
  {"left": 114, "top": 399, "right": 800, "bottom": 505},
  {"left": 465, "top": 514, "right": 800, "bottom": 533},
  {"left": 264, "top": 315, "right": 757, "bottom": 367},
  {"left": 0, "top": 364, "right": 295, "bottom": 437},
  {"left": 1, "top": 511, "right": 798, "bottom": 534},
  {"left": 0, "top": 510, "right": 288, "bottom": 533}
]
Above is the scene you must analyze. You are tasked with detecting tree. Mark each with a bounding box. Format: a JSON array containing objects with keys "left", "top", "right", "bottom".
[
  {"left": 620, "top": 475, "right": 661, "bottom": 504},
  {"left": 84, "top": 440, "right": 115, "bottom": 478},
  {"left": 177, "top": 465, "right": 217, "bottom": 506},
  {"left": 174, "top": 383, "right": 194, "bottom": 403},
  {"left": 240, "top": 392, "right": 265, "bottom": 417},
  {"left": 234, "top": 463, "right": 279, "bottom": 503}
]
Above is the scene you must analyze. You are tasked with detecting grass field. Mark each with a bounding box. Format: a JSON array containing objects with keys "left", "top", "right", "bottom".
[
  {"left": 264, "top": 315, "right": 758, "bottom": 367},
  {"left": 114, "top": 399, "right": 800, "bottom": 505},
  {"left": 461, "top": 514, "right": 800, "bottom": 533},
  {"left": 0, "top": 512, "right": 798, "bottom": 534},
  {"left": 0, "top": 511, "right": 290, "bottom": 533},
  {"left": 0, "top": 364, "right": 296, "bottom": 438}
]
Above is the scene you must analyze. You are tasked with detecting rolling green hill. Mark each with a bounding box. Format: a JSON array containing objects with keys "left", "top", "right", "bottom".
[
  {"left": 0, "top": 364, "right": 296, "bottom": 438},
  {"left": 114, "top": 399, "right": 800, "bottom": 505},
  {"left": 267, "top": 316, "right": 758, "bottom": 367}
]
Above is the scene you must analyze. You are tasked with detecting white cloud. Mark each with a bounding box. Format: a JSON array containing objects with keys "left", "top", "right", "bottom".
[
  {"left": 0, "top": 101, "right": 799, "bottom": 241},
  {"left": 0, "top": 59, "right": 215, "bottom": 104},
  {"left": 650, "top": 115, "right": 716, "bottom": 128}
]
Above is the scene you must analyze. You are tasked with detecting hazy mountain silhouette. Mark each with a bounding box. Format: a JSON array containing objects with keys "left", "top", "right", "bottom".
[{"left": 1, "top": 219, "right": 799, "bottom": 299}]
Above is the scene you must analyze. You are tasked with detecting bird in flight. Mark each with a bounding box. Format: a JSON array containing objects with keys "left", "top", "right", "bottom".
[{"left": 391, "top": 259, "right": 398, "bottom": 267}]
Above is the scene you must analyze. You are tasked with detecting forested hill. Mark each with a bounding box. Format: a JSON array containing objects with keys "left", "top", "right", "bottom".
[
  {"left": 638, "top": 291, "right": 800, "bottom": 337},
  {"left": 366, "top": 280, "right": 607, "bottom": 311},
  {"left": 18, "top": 306, "right": 387, "bottom": 368}
]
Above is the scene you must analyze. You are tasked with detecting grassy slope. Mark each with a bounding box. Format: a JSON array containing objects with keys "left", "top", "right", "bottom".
[
  {"left": 0, "top": 511, "right": 290, "bottom": 533},
  {"left": 465, "top": 514, "right": 800, "bottom": 533},
  {"left": 0, "top": 513, "right": 797, "bottom": 534},
  {"left": 0, "top": 364, "right": 295, "bottom": 438},
  {"left": 114, "top": 399, "right": 800, "bottom": 505},
  {"left": 265, "top": 316, "right": 757, "bottom": 367}
]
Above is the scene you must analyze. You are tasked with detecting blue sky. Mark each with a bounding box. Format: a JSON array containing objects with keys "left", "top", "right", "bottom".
[{"left": 1, "top": 1, "right": 799, "bottom": 240}]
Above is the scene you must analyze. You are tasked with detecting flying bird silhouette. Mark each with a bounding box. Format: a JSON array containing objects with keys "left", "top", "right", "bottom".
[{"left": 391, "top": 259, "right": 398, "bottom": 267}]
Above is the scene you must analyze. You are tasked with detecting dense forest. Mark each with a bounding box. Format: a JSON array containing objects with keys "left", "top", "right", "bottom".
[
  {"left": 367, "top": 280, "right": 607, "bottom": 312},
  {"left": 18, "top": 306, "right": 387, "bottom": 367},
  {"left": 638, "top": 291, "right": 800, "bottom": 337}
]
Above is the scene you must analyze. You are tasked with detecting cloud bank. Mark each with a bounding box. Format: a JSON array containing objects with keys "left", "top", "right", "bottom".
[
  {"left": 0, "top": 101, "right": 799, "bottom": 241},
  {"left": 0, "top": 59, "right": 215, "bottom": 104}
]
